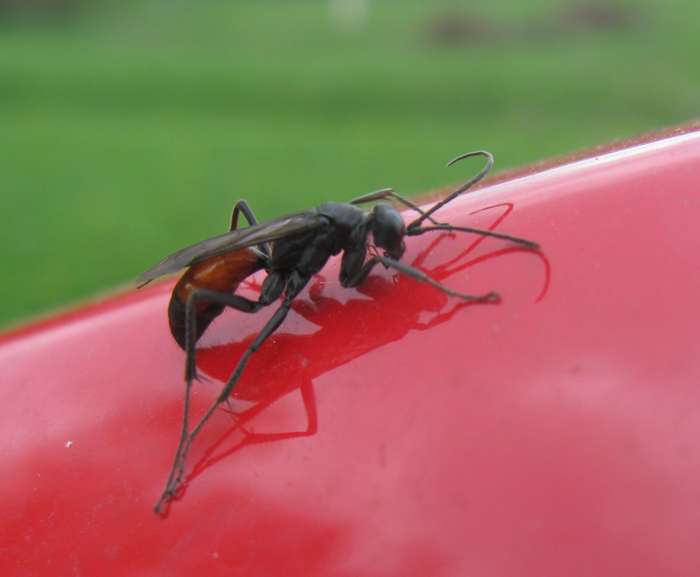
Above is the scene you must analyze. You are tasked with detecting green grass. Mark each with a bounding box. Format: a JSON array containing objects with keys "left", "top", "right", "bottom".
[{"left": 2, "top": 0, "right": 700, "bottom": 328}]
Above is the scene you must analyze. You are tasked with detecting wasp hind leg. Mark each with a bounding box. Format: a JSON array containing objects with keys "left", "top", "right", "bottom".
[
  {"left": 155, "top": 287, "right": 267, "bottom": 515},
  {"left": 349, "top": 188, "right": 441, "bottom": 226},
  {"left": 156, "top": 280, "right": 307, "bottom": 514}
]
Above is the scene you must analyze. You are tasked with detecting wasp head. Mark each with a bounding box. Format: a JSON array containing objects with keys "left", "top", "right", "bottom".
[{"left": 370, "top": 203, "right": 406, "bottom": 261}]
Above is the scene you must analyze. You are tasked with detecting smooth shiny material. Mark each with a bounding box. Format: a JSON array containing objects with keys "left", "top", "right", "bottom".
[{"left": 2, "top": 131, "right": 700, "bottom": 575}]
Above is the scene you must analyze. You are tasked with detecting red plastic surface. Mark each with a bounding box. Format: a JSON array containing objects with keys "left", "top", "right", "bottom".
[{"left": 2, "top": 131, "right": 700, "bottom": 576}]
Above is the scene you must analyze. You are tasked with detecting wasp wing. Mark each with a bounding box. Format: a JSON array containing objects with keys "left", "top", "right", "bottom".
[{"left": 136, "top": 209, "right": 325, "bottom": 286}]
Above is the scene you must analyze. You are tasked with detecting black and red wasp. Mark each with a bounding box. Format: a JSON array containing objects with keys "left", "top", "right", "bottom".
[{"left": 136, "top": 151, "right": 539, "bottom": 514}]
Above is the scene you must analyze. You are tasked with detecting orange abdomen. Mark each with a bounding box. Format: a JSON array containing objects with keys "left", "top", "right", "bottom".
[
  {"left": 169, "top": 248, "right": 265, "bottom": 349},
  {"left": 174, "top": 248, "right": 264, "bottom": 310}
]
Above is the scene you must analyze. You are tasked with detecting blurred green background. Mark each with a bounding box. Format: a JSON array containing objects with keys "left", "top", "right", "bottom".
[{"left": 1, "top": 0, "right": 699, "bottom": 329}]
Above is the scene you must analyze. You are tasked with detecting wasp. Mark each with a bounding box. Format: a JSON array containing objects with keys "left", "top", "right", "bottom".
[{"left": 136, "top": 151, "right": 539, "bottom": 514}]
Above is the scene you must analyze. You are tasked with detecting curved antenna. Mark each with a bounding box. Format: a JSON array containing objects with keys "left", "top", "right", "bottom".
[{"left": 407, "top": 150, "right": 494, "bottom": 230}]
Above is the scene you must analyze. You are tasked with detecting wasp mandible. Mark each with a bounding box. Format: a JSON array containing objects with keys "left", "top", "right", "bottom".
[{"left": 136, "top": 151, "right": 539, "bottom": 514}]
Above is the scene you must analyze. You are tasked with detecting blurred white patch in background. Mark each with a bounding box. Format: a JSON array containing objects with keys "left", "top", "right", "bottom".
[{"left": 329, "top": 0, "right": 368, "bottom": 34}]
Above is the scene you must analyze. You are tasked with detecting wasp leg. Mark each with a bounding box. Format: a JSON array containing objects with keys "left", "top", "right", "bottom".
[
  {"left": 348, "top": 187, "right": 394, "bottom": 205},
  {"left": 155, "top": 288, "right": 266, "bottom": 515},
  {"left": 183, "top": 289, "right": 264, "bottom": 382},
  {"left": 373, "top": 255, "right": 500, "bottom": 303},
  {"left": 407, "top": 223, "right": 539, "bottom": 249},
  {"left": 230, "top": 199, "right": 271, "bottom": 258},
  {"left": 349, "top": 188, "right": 441, "bottom": 226},
  {"left": 161, "top": 297, "right": 294, "bottom": 510},
  {"left": 342, "top": 256, "right": 382, "bottom": 289},
  {"left": 156, "top": 289, "right": 302, "bottom": 514},
  {"left": 185, "top": 295, "right": 294, "bottom": 439}
]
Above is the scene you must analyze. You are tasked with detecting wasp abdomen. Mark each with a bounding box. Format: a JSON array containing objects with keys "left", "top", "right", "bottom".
[{"left": 168, "top": 248, "right": 265, "bottom": 349}]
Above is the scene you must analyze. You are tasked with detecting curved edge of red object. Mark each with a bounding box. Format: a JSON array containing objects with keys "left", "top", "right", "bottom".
[{"left": 2, "top": 125, "right": 700, "bottom": 576}]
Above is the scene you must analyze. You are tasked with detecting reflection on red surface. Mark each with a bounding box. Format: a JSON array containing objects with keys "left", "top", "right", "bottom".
[
  {"left": 184, "top": 209, "right": 548, "bottom": 498},
  {"left": 3, "top": 129, "right": 700, "bottom": 576}
]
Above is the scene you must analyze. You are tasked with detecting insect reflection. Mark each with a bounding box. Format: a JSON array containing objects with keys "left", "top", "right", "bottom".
[{"left": 183, "top": 217, "right": 548, "bottom": 495}]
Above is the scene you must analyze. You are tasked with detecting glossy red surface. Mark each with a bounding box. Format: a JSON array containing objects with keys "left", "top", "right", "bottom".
[{"left": 3, "top": 131, "right": 700, "bottom": 576}]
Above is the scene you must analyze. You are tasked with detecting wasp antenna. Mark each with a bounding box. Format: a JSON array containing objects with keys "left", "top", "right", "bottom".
[
  {"left": 409, "top": 151, "right": 494, "bottom": 229},
  {"left": 447, "top": 149, "right": 493, "bottom": 169}
]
